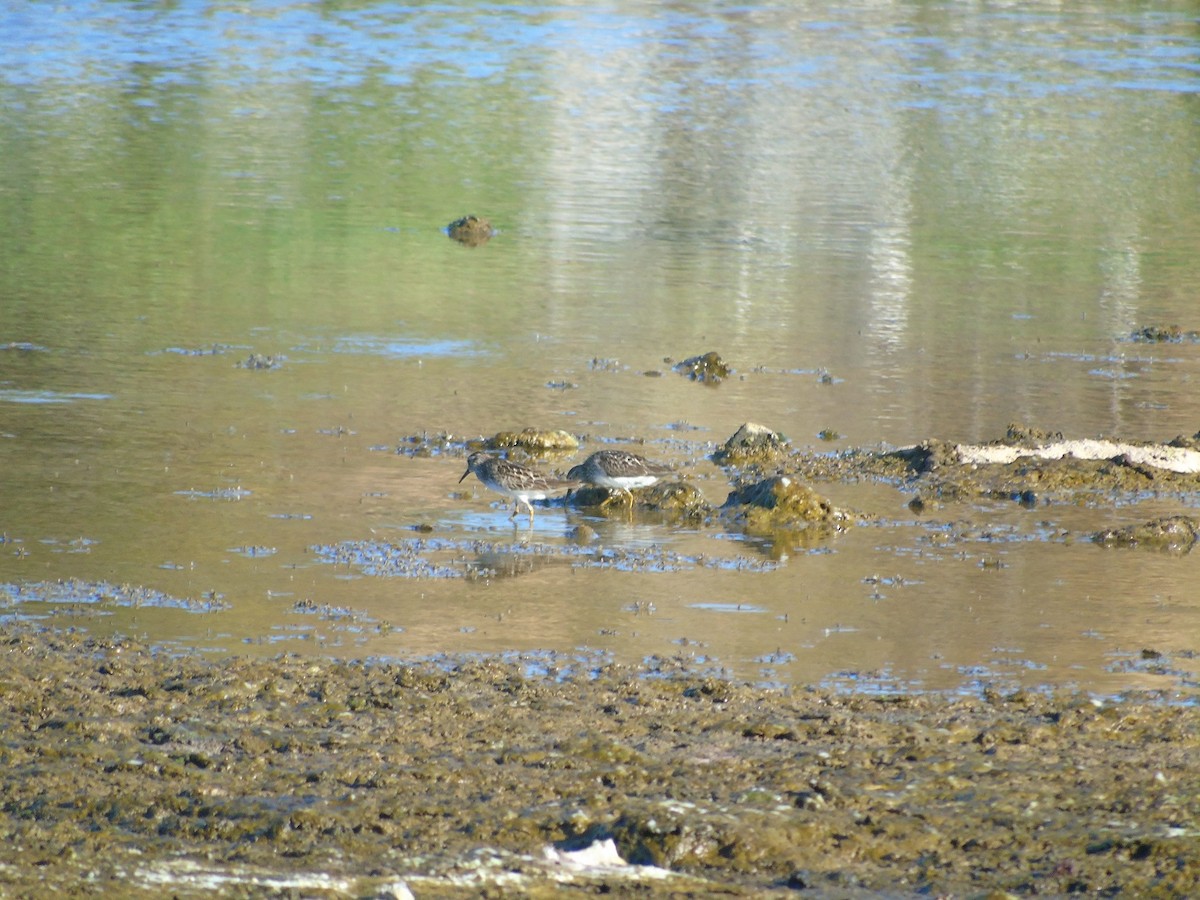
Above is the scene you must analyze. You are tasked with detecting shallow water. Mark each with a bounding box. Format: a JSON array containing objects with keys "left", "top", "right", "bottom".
[{"left": 2, "top": 1, "right": 1199, "bottom": 694}]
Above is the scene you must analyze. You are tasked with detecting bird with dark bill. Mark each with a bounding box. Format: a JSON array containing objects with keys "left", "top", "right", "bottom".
[
  {"left": 459, "top": 451, "right": 579, "bottom": 523},
  {"left": 567, "top": 449, "right": 674, "bottom": 506}
]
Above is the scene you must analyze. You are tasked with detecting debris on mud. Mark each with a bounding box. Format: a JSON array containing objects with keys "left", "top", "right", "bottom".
[
  {"left": 446, "top": 214, "right": 493, "bottom": 246},
  {"left": 1092, "top": 515, "right": 1199, "bottom": 554},
  {"left": 671, "top": 350, "right": 731, "bottom": 384},
  {"left": 0, "top": 624, "right": 1196, "bottom": 899},
  {"left": 713, "top": 422, "right": 789, "bottom": 466}
]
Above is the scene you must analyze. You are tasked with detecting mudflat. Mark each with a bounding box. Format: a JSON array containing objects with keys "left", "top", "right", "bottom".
[{"left": 1, "top": 624, "right": 1196, "bottom": 897}]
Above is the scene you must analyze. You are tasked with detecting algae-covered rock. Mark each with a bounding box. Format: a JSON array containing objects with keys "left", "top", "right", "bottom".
[
  {"left": 488, "top": 428, "right": 580, "bottom": 452},
  {"left": 570, "top": 481, "right": 710, "bottom": 519},
  {"left": 634, "top": 481, "right": 710, "bottom": 517},
  {"left": 721, "top": 476, "right": 845, "bottom": 533},
  {"left": 1091, "top": 515, "right": 1199, "bottom": 554},
  {"left": 713, "top": 422, "right": 789, "bottom": 465},
  {"left": 673, "top": 351, "right": 731, "bottom": 384},
  {"left": 446, "top": 214, "right": 493, "bottom": 246}
]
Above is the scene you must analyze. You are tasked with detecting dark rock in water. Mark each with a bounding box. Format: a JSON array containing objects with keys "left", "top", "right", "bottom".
[
  {"left": 713, "top": 422, "right": 789, "bottom": 465},
  {"left": 447, "top": 215, "right": 493, "bottom": 246},
  {"left": 1091, "top": 515, "right": 1199, "bottom": 554},
  {"left": 1131, "top": 324, "right": 1199, "bottom": 343},
  {"left": 673, "top": 351, "right": 730, "bottom": 384},
  {"left": 239, "top": 353, "right": 281, "bottom": 370}
]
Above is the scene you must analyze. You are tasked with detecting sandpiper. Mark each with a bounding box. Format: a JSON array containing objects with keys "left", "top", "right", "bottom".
[
  {"left": 567, "top": 449, "right": 674, "bottom": 506},
  {"left": 458, "top": 451, "right": 579, "bottom": 523}
]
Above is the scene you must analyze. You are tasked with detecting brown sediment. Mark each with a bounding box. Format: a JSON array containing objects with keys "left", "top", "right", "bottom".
[{"left": 1, "top": 624, "right": 1196, "bottom": 898}]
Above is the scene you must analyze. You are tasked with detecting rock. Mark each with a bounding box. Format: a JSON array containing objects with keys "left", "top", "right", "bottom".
[
  {"left": 1131, "top": 324, "right": 1198, "bottom": 343},
  {"left": 885, "top": 439, "right": 958, "bottom": 475},
  {"left": 488, "top": 428, "right": 579, "bottom": 452},
  {"left": 721, "top": 475, "right": 845, "bottom": 532},
  {"left": 1091, "top": 516, "right": 1199, "bottom": 554},
  {"left": 673, "top": 351, "right": 731, "bottom": 384},
  {"left": 713, "top": 422, "right": 789, "bottom": 465},
  {"left": 239, "top": 353, "right": 281, "bottom": 370},
  {"left": 446, "top": 215, "right": 493, "bottom": 246}
]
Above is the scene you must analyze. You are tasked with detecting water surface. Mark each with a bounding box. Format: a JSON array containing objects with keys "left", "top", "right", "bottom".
[{"left": 2, "top": 1, "right": 1199, "bottom": 694}]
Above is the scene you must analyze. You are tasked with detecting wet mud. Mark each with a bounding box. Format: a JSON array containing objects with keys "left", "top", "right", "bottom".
[{"left": 0, "top": 624, "right": 1196, "bottom": 898}]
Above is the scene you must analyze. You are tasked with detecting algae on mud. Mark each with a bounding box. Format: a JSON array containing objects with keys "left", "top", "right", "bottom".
[{"left": 0, "top": 624, "right": 1196, "bottom": 898}]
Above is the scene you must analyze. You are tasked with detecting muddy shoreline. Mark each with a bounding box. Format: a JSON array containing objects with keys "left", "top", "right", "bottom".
[{"left": 1, "top": 624, "right": 1196, "bottom": 897}]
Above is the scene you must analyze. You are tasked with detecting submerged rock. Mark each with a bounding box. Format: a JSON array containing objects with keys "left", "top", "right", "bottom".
[
  {"left": 713, "top": 422, "right": 789, "bottom": 465},
  {"left": 673, "top": 350, "right": 731, "bottom": 384},
  {"left": 1091, "top": 515, "right": 1199, "bottom": 553},
  {"left": 446, "top": 214, "right": 493, "bottom": 246},
  {"left": 239, "top": 353, "right": 281, "bottom": 370},
  {"left": 1131, "top": 324, "right": 1199, "bottom": 342},
  {"left": 488, "top": 428, "right": 580, "bottom": 452}
]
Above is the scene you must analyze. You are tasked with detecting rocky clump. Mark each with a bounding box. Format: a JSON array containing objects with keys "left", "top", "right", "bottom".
[
  {"left": 1130, "top": 324, "right": 1199, "bottom": 342},
  {"left": 672, "top": 351, "right": 731, "bottom": 384},
  {"left": 238, "top": 353, "right": 281, "bottom": 369},
  {"left": 487, "top": 428, "right": 580, "bottom": 452},
  {"left": 1092, "top": 515, "right": 1199, "bottom": 554},
  {"left": 446, "top": 214, "right": 493, "bottom": 246},
  {"left": 721, "top": 475, "right": 847, "bottom": 533},
  {"left": 713, "top": 422, "right": 789, "bottom": 466}
]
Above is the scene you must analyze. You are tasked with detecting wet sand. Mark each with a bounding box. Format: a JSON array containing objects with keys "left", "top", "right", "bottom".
[{"left": 1, "top": 624, "right": 1196, "bottom": 897}]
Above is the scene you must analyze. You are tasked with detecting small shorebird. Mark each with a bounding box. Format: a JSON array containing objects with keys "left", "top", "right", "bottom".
[
  {"left": 567, "top": 449, "right": 674, "bottom": 506},
  {"left": 458, "top": 451, "right": 579, "bottom": 523}
]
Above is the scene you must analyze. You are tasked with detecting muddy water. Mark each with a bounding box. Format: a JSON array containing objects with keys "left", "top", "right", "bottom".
[{"left": 2, "top": 3, "right": 1200, "bottom": 695}]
